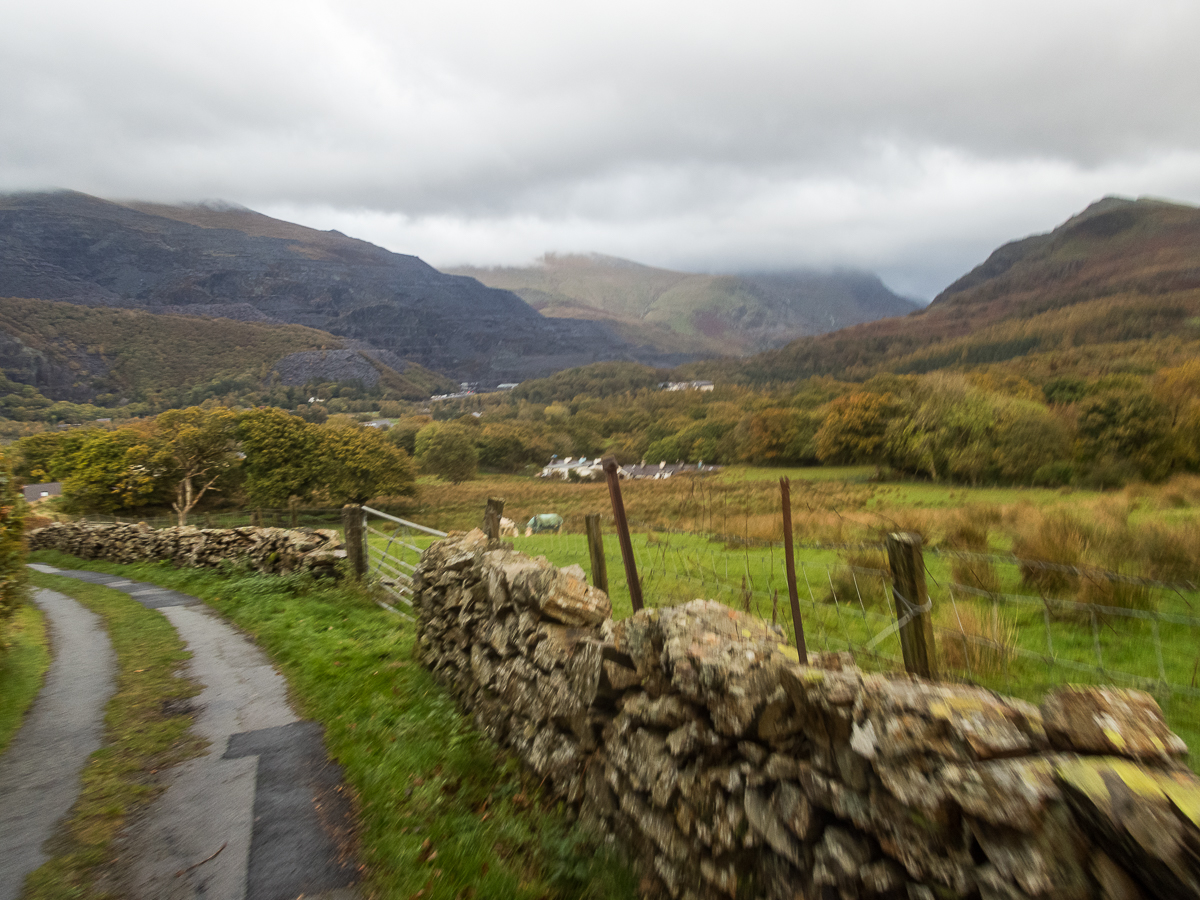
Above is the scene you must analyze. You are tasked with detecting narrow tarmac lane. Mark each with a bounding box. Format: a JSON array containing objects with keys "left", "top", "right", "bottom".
[
  {"left": 0, "top": 588, "right": 116, "bottom": 900},
  {"left": 10, "top": 565, "right": 360, "bottom": 900}
]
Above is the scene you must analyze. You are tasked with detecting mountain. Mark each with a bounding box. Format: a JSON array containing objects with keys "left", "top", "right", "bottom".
[
  {"left": 685, "top": 196, "right": 1200, "bottom": 384},
  {"left": 448, "top": 254, "right": 921, "bottom": 356},
  {"left": 0, "top": 295, "right": 456, "bottom": 409},
  {"left": 0, "top": 192, "right": 692, "bottom": 382}
]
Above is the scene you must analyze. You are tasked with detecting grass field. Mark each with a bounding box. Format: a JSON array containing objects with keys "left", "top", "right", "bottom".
[
  {"left": 0, "top": 603, "right": 50, "bottom": 756},
  {"left": 372, "top": 466, "right": 1200, "bottom": 769}
]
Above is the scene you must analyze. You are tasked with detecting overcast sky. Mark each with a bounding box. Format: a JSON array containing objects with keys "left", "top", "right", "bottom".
[{"left": 3, "top": 0, "right": 1199, "bottom": 299}]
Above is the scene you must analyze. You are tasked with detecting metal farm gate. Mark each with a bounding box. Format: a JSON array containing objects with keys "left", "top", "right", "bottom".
[{"left": 360, "top": 505, "right": 447, "bottom": 617}]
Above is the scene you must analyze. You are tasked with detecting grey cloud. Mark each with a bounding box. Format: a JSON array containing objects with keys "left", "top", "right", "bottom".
[{"left": 2, "top": 0, "right": 1200, "bottom": 299}]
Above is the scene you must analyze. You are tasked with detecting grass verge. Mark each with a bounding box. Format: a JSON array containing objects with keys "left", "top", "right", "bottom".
[
  {"left": 29, "top": 551, "right": 637, "bottom": 900},
  {"left": 0, "top": 602, "right": 51, "bottom": 755},
  {"left": 21, "top": 572, "right": 205, "bottom": 900}
]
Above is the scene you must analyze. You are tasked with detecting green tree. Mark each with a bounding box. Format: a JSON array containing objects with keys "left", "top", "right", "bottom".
[
  {"left": 317, "top": 422, "right": 416, "bottom": 503},
  {"left": 61, "top": 427, "right": 172, "bottom": 514},
  {"left": 157, "top": 406, "right": 239, "bottom": 525},
  {"left": 0, "top": 455, "right": 27, "bottom": 650},
  {"left": 1076, "top": 390, "right": 1173, "bottom": 482},
  {"left": 416, "top": 422, "right": 479, "bottom": 483},
  {"left": 238, "top": 407, "right": 324, "bottom": 507},
  {"left": 815, "top": 392, "right": 900, "bottom": 467}
]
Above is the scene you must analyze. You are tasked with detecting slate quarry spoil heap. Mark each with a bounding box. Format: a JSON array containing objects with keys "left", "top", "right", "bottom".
[{"left": 415, "top": 528, "right": 1200, "bottom": 900}]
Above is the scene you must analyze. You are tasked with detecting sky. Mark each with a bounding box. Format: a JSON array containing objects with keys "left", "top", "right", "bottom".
[{"left": 2, "top": 0, "right": 1199, "bottom": 300}]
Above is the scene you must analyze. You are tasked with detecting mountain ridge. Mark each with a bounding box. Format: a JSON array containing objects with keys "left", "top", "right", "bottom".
[
  {"left": 449, "top": 253, "right": 920, "bottom": 356},
  {"left": 0, "top": 191, "right": 691, "bottom": 382}
]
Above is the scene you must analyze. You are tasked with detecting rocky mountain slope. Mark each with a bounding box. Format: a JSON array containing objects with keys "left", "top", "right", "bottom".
[
  {"left": 0, "top": 192, "right": 690, "bottom": 382},
  {"left": 450, "top": 253, "right": 920, "bottom": 355},
  {"left": 685, "top": 196, "right": 1200, "bottom": 383},
  {"left": 0, "top": 296, "right": 455, "bottom": 408}
]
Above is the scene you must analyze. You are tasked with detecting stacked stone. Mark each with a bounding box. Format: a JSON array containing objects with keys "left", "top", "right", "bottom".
[
  {"left": 414, "top": 531, "right": 1200, "bottom": 900},
  {"left": 28, "top": 521, "right": 346, "bottom": 575},
  {"left": 414, "top": 528, "right": 615, "bottom": 802}
]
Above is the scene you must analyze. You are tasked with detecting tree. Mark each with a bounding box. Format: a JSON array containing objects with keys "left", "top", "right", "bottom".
[
  {"left": 815, "top": 393, "right": 900, "bottom": 467},
  {"left": 157, "top": 406, "right": 239, "bottom": 525},
  {"left": 317, "top": 422, "right": 416, "bottom": 503},
  {"left": 238, "top": 407, "right": 324, "bottom": 506},
  {"left": 1076, "top": 390, "right": 1173, "bottom": 482},
  {"left": 0, "top": 454, "right": 27, "bottom": 652},
  {"left": 61, "top": 426, "right": 172, "bottom": 514},
  {"left": 416, "top": 422, "right": 478, "bottom": 483}
]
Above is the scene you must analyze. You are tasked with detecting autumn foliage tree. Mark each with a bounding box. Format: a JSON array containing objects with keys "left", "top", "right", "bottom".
[{"left": 157, "top": 406, "right": 240, "bottom": 526}]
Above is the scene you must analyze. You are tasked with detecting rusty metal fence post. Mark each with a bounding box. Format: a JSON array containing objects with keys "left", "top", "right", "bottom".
[
  {"left": 779, "top": 477, "right": 808, "bottom": 660},
  {"left": 886, "top": 532, "right": 937, "bottom": 678},
  {"left": 602, "top": 457, "right": 643, "bottom": 611}
]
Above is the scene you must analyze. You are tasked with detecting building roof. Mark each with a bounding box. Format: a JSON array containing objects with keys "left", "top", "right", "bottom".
[{"left": 22, "top": 482, "right": 62, "bottom": 503}]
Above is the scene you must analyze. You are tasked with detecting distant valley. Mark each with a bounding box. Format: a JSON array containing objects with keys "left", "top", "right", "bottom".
[{"left": 449, "top": 254, "right": 920, "bottom": 356}]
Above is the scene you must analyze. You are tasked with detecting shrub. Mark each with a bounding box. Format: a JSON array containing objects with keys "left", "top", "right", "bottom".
[
  {"left": 1076, "top": 571, "right": 1156, "bottom": 614},
  {"left": 1012, "top": 510, "right": 1090, "bottom": 595},
  {"left": 0, "top": 462, "right": 27, "bottom": 649},
  {"left": 829, "top": 548, "right": 890, "bottom": 610},
  {"left": 937, "top": 601, "right": 1018, "bottom": 678}
]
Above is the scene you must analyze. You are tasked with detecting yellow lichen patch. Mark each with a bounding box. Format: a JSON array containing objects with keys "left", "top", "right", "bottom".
[
  {"left": 1101, "top": 727, "right": 1128, "bottom": 752},
  {"left": 776, "top": 645, "right": 800, "bottom": 663},
  {"left": 928, "top": 696, "right": 986, "bottom": 720},
  {"left": 1055, "top": 756, "right": 1197, "bottom": 812},
  {"left": 1161, "top": 775, "right": 1200, "bottom": 829}
]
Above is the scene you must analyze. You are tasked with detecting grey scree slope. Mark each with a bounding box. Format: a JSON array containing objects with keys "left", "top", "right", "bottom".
[
  {"left": 21, "top": 565, "right": 359, "bottom": 900},
  {"left": 0, "top": 588, "right": 116, "bottom": 900}
]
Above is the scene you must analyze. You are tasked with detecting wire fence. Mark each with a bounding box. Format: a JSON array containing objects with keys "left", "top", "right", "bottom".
[
  {"left": 87, "top": 503, "right": 1199, "bottom": 756},
  {"left": 515, "top": 519, "right": 1200, "bottom": 758}
]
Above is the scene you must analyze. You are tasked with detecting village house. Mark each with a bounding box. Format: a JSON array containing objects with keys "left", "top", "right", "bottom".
[
  {"left": 538, "top": 458, "right": 719, "bottom": 480},
  {"left": 22, "top": 482, "right": 62, "bottom": 503}
]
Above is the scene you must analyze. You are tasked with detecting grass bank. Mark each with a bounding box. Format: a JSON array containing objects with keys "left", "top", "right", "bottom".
[
  {"left": 28, "top": 551, "right": 637, "bottom": 900},
  {"left": 21, "top": 572, "right": 204, "bottom": 900},
  {"left": 0, "top": 602, "right": 51, "bottom": 755}
]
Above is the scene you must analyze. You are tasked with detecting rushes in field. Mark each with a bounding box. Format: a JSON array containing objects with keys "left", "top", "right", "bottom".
[{"left": 938, "top": 600, "right": 1018, "bottom": 678}]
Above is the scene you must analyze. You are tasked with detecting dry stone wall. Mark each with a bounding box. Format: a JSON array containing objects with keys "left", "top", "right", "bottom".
[
  {"left": 415, "top": 529, "right": 1200, "bottom": 900},
  {"left": 28, "top": 521, "right": 346, "bottom": 575}
]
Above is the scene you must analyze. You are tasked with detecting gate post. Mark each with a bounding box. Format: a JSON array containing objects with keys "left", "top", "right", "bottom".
[
  {"left": 585, "top": 513, "right": 608, "bottom": 594},
  {"left": 342, "top": 504, "right": 368, "bottom": 580},
  {"left": 886, "top": 532, "right": 936, "bottom": 679},
  {"left": 482, "top": 497, "right": 505, "bottom": 540}
]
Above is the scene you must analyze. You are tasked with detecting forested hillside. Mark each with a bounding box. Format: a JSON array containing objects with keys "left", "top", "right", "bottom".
[{"left": 0, "top": 297, "right": 454, "bottom": 426}]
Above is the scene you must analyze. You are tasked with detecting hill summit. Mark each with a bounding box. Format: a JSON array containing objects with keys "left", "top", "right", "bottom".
[{"left": 690, "top": 196, "right": 1200, "bottom": 383}]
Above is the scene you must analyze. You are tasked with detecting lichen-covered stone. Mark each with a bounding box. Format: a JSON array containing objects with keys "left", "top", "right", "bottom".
[{"left": 1042, "top": 686, "right": 1188, "bottom": 762}]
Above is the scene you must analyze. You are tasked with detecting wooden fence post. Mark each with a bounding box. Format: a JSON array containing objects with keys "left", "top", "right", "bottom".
[
  {"left": 886, "top": 532, "right": 936, "bottom": 679},
  {"left": 585, "top": 513, "right": 608, "bottom": 594},
  {"left": 289, "top": 497, "right": 300, "bottom": 528},
  {"left": 482, "top": 497, "right": 505, "bottom": 540},
  {"left": 602, "top": 457, "right": 643, "bottom": 611},
  {"left": 342, "top": 504, "right": 368, "bottom": 580},
  {"left": 779, "top": 477, "right": 808, "bottom": 660},
  {"left": 251, "top": 508, "right": 263, "bottom": 527}
]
